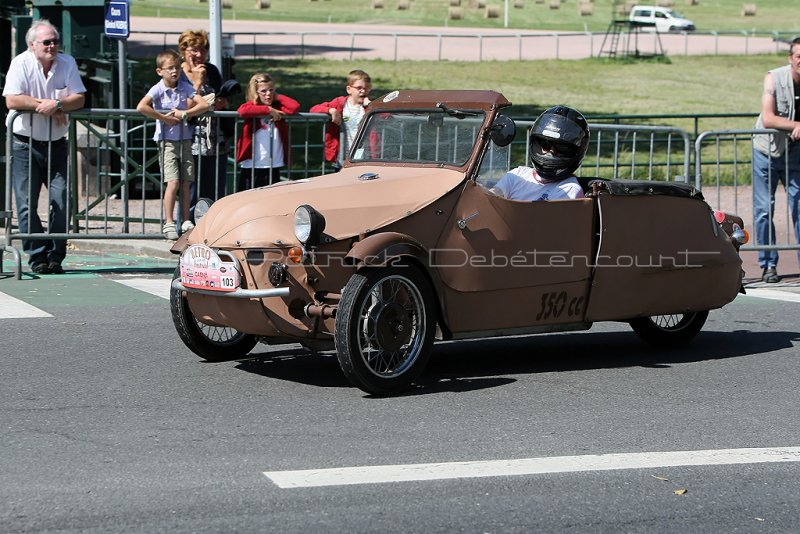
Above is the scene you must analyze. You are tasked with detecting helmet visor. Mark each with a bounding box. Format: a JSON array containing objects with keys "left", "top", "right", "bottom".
[{"left": 533, "top": 135, "right": 580, "bottom": 157}]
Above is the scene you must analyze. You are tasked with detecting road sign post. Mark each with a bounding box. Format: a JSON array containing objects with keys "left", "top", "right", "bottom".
[{"left": 105, "top": 0, "right": 130, "bottom": 224}]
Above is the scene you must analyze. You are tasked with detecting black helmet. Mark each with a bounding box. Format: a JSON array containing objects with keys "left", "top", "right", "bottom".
[{"left": 529, "top": 105, "right": 589, "bottom": 180}]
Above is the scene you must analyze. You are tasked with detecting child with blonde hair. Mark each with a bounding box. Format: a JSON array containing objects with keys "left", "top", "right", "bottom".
[{"left": 236, "top": 73, "right": 300, "bottom": 189}]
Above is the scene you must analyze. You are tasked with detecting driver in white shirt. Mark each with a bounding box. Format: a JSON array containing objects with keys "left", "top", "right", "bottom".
[{"left": 492, "top": 105, "right": 589, "bottom": 201}]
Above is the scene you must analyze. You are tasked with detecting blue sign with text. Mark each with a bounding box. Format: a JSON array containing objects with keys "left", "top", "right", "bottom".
[{"left": 105, "top": 0, "right": 130, "bottom": 39}]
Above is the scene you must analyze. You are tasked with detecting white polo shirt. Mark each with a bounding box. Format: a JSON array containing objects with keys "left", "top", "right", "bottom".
[
  {"left": 492, "top": 166, "right": 583, "bottom": 201},
  {"left": 3, "top": 50, "right": 87, "bottom": 141}
]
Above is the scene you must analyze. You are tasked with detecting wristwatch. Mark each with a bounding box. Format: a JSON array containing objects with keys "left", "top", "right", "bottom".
[{"left": 55, "top": 99, "right": 62, "bottom": 111}]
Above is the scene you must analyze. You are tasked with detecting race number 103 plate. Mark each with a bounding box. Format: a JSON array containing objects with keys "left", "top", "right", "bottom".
[{"left": 180, "top": 244, "right": 240, "bottom": 292}]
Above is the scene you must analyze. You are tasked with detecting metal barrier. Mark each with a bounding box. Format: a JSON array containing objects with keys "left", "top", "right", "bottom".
[
  {"left": 514, "top": 120, "right": 692, "bottom": 182},
  {"left": 1, "top": 108, "right": 331, "bottom": 279},
  {"left": 696, "top": 128, "right": 799, "bottom": 257},
  {"left": 5, "top": 109, "right": 795, "bottom": 278}
]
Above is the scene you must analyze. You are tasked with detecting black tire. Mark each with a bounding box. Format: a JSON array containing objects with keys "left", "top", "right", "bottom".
[
  {"left": 170, "top": 266, "right": 258, "bottom": 361},
  {"left": 335, "top": 264, "right": 436, "bottom": 395},
  {"left": 629, "top": 311, "right": 709, "bottom": 347}
]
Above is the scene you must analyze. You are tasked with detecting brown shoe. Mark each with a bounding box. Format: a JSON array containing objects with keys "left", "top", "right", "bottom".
[{"left": 48, "top": 262, "right": 64, "bottom": 274}]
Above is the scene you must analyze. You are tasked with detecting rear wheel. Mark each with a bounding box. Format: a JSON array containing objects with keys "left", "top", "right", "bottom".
[
  {"left": 629, "top": 311, "right": 708, "bottom": 347},
  {"left": 170, "top": 266, "right": 257, "bottom": 361},
  {"left": 335, "top": 264, "right": 436, "bottom": 395}
]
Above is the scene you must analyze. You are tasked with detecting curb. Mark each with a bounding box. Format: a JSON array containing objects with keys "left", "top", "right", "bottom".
[
  {"left": 2, "top": 235, "right": 176, "bottom": 262},
  {"left": 68, "top": 239, "right": 176, "bottom": 261}
]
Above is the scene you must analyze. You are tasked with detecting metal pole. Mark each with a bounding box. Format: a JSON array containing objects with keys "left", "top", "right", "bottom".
[
  {"left": 117, "top": 40, "right": 127, "bottom": 110},
  {"left": 504, "top": 0, "right": 509, "bottom": 28},
  {"left": 118, "top": 39, "right": 129, "bottom": 233},
  {"left": 209, "top": 0, "right": 222, "bottom": 70}
]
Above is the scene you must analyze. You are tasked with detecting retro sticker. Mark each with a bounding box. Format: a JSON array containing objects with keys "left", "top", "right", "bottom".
[{"left": 180, "top": 244, "right": 240, "bottom": 292}]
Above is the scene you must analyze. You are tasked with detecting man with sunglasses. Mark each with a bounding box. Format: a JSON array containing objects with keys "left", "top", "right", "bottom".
[
  {"left": 492, "top": 106, "right": 589, "bottom": 202},
  {"left": 3, "top": 19, "right": 86, "bottom": 274}
]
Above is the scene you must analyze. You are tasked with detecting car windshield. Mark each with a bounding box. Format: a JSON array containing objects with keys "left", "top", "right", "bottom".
[{"left": 349, "top": 109, "right": 486, "bottom": 166}]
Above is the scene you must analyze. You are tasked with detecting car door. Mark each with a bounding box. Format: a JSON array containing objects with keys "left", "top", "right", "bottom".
[{"left": 432, "top": 180, "right": 595, "bottom": 334}]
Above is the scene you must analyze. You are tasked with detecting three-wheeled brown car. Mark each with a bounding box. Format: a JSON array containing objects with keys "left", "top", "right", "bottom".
[{"left": 170, "top": 90, "right": 747, "bottom": 395}]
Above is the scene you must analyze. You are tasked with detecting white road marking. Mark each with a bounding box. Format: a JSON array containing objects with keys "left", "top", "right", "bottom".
[
  {"left": 113, "top": 278, "right": 171, "bottom": 300},
  {"left": 0, "top": 291, "right": 52, "bottom": 318},
  {"left": 741, "top": 288, "right": 800, "bottom": 304},
  {"left": 264, "top": 446, "right": 800, "bottom": 488}
]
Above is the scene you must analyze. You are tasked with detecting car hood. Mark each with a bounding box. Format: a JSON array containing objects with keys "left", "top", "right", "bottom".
[{"left": 194, "top": 166, "right": 465, "bottom": 248}]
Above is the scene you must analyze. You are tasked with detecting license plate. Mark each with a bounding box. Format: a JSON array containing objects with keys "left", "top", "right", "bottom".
[{"left": 180, "top": 244, "right": 240, "bottom": 292}]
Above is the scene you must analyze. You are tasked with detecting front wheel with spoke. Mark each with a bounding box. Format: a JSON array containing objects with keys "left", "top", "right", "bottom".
[
  {"left": 335, "top": 264, "right": 436, "bottom": 395},
  {"left": 170, "top": 266, "right": 257, "bottom": 361},
  {"left": 629, "top": 311, "right": 709, "bottom": 347}
]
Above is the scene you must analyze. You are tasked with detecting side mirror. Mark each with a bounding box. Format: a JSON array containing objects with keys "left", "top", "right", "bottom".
[{"left": 489, "top": 114, "right": 516, "bottom": 147}]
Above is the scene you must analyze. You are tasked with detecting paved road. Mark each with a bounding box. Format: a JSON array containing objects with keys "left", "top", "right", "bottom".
[
  {"left": 128, "top": 16, "right": 783, "bottom": 61},
  {"left": 1, "top": 264, "right": 799, "bottom": 532}
]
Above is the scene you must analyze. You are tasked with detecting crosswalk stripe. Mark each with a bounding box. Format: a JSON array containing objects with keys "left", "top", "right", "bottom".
[
  {"left": 112, "top": 278, "right": 172, "bottom": 300},
  {"left": 0, "top": 291, "right": 52, "bottom": 318},
  {"left": 741, "top": 288, "right": 800, "bottom": 304},
  {"left": 263, "top": 446, "right": 800, "bottom": 488}
]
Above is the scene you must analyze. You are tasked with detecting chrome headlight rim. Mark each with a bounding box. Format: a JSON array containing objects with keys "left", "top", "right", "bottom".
[{"left": 294, "top": 204, "right": 326, "bottom": 246}]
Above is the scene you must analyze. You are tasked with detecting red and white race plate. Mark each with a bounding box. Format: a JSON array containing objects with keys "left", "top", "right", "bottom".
[{"left": 180, "top": 244, "right": 240, "bottom": 292}]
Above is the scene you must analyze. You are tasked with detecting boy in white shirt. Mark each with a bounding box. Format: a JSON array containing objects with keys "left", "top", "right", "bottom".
[{"left": 309, "top": 70, "right": 372, "bottom": 170}]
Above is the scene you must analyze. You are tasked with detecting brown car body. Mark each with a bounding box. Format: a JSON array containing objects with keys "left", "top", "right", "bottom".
[{"left": 170, "top": 90, "right": 746, "bottom": 395}]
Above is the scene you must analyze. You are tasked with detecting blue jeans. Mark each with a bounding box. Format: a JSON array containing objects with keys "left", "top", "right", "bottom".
[
  {"left": 751, "top": 144, "right": 800, "bottom": 270},
  {"left": 11, "top": 137, "right": 69, "bottom": 267}
]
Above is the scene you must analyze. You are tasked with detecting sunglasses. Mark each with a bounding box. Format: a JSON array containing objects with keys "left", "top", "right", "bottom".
[{"left": 36, "top": 39, "right": 60, "bottom": 46}]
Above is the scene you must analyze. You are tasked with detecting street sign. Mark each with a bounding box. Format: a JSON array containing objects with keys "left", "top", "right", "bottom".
[{"left": 104, "top": 0, "right": 130, "bottom": 39}]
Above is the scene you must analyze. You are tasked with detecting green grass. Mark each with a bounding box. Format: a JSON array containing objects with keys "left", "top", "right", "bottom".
[
  {"left": 194, "top": 55, "right": 773, "bottom": 128},
  {"left": 131, "top": 0, "right": 799, "bottom": 33},
  {"left": 132, "top": 53, "right": 777, "bottom": 128},
  {"left": 131, "top": 53, "right": 785, "bottom": 184}
]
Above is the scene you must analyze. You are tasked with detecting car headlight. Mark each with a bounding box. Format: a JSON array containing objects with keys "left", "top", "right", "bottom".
[
  {"left": 294, "top": 205, "right": 326, "bottom": 246},
  {"left": 194, "top": 198, "right": 214, "bottom": 223}
]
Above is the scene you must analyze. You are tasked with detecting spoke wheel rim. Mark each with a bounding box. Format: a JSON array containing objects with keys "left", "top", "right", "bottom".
[
  {"left": 193, "top": 317, "right": 249, "bottom": 345},
  {"left": 650, "top": 314, "right": 688, "bottom": 331},
  {"left": 356, "top": 275, "right": 425, "bottom": 378}
]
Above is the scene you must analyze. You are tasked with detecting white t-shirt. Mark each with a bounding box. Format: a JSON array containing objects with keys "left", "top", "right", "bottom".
[
  {"left": 3, "top": 50, "right": 87, "bottom": 141},
  {"left": 240, "top": 119, "right": 285, "bottom": 169},
  {"left": 491, "top": 166, "right": 583, "bottom": 201},
  {"left": 342, "top": 100, "right": 365, "bottom": 146},
  {"left": 340, "top": 100, "right": 366, "bottom": 165}
]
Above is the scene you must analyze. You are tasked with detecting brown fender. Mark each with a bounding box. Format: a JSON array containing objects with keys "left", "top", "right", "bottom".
[
  {"left": 346, "top": 232, "right": 429, "bottom": 267},
  {"left": 346, "top": 232, "right": 452, "bottom": 339}
]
